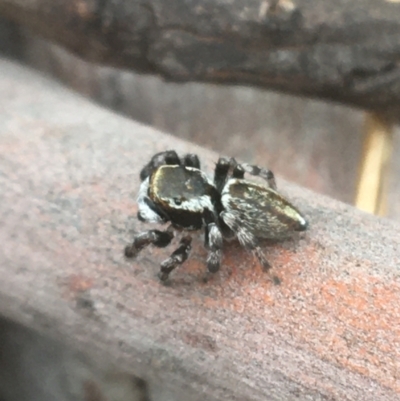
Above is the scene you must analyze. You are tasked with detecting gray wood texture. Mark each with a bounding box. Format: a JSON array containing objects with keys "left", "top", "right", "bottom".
[
  {"left": 1, "top": 58, "right": 399, "bottom": 401},
  {"left": 3, "top": 30, "right": 366, "bottom": 204},
  {"left": 1, "top": 0, "right": 400, "bottom": 115}
]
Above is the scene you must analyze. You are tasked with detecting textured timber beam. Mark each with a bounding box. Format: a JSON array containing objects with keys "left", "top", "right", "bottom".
[
  {"left": 0, "top": 58, "right": 400, "bottom": 401},
  {"left": 2, "top": 0, "right": 400, "bottom": 117}
]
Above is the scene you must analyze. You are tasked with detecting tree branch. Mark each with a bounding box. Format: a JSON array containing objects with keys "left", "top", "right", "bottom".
[
  {"left": 1, "top": 0, "right": 400, "bottom": 116},
  {"left": 1, "top": 57, "right": 400, "bottom": 400}
]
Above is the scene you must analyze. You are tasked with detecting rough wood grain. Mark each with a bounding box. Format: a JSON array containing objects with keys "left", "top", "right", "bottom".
[
  {"left": 0, "top": 58, "right": 400, "bottom": 401},
  {"left": 9, "top": 31, "right": 366, "bottom": 205},
  {"left": 1, "top": 0, "right": 400, "bottom": 115}
]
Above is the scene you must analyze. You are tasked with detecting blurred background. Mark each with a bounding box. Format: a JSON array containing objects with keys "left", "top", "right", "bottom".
[{"left": 2, "top": 17, "right": 399, "bottom": 221}]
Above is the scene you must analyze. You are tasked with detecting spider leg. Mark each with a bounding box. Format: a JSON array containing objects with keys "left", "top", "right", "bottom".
[
  {"left": 236, "top": 163, "right": 277, "bottom": 190},
  {"left": 220, "top": 211, "right": 277, "bottom": 278},
  {"left": 214, "top": 157, "right": 232, "bottom": 193},
  {"left": 182, "top": 153, "right": 201, "bottom": 169},
  {"left": 159, "top": 236, "right": 192, "bottom": 281},
  {"left": 202, "top": 209, "right": 223, "bottom": 273},
  {"left": 206, "top": 222, "right": 223, "bottom": 273},
  {"left": 140, "top": 150, "right": 181, "bottom": 181},
  {"left": 137, "top": 196, "right": 170, "bottom": 223},
  {"left": 125, "top": 225, "right": 174, "bottom": 258}
]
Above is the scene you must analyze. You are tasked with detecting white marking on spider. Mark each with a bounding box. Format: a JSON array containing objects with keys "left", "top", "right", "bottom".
[
  {"left": 209, "top": 224, "right": 223, "bottom": 248},
  {"left": 137, "top": 178, "right": 164, "bottom": 223},
  {"left": 166, "top": 195, "right": 214, "bottom": 213}
]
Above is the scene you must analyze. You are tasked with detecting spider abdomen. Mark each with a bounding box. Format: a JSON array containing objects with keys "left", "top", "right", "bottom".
[{"left": 221, "top": 179, "right": 307, "bottom": 240}]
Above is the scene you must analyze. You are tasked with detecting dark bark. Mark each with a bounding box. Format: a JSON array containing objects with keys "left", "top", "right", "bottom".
[{"left": 2, "top": 0, "right": 400, "bottom": 115}]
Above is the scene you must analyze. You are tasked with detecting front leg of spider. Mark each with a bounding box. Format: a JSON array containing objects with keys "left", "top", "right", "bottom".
[
  {"left": 182, "top": 153, "right": 201, "bottom": 169},
  {"left": 125, "top": 226, "right": 174, "bottom": 258},
  {"left": 159, "top": 236, "right": 193, "bottom": 281},
  {"left": 213, "top": 157, "right": 232, "bottom": 193},
  {"left": 137, "top": 197, "right": 170, "bottom": 223},
  {"left": 140, "top": 150, "right": 181, "bottom": 181}
]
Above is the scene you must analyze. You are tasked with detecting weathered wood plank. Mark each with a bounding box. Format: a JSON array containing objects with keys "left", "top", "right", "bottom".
[{"left": 0, "top": 58, "right": 399, "bottom": 400}]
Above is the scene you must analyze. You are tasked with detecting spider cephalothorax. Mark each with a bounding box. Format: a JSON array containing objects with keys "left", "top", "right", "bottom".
[{"left": 125, "top": 150, "right": 307, "bottom": 281}]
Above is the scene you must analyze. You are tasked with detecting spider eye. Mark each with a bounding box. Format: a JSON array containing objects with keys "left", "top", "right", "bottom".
[{"left": 173, "top": 197, "right": 182, "bottom": 205}]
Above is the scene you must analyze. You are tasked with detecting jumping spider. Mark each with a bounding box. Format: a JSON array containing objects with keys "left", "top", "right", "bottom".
[{"left": 125, "top": 150, "right": 308, "bottom": 281}]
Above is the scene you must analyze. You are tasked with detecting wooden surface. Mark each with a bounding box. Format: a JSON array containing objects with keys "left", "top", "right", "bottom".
[
  {"left": 1, "top": 0, "right": 400, "bottom": 115},
  {"left": 2, "top": 29, "right": 365, "bottom": 205},
  {"left": 10, "top": 19, "right": 400, "bottom": 220},
  {"left": 1, "top": 58, "right": 400, "bottom": 401}
]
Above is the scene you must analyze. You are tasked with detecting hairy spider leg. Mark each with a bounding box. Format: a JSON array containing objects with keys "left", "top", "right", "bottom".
[
  {"left": 125, "top": 225, "right": 174, "bottom": 258},
  {"left": 214, "top": 156, "right": 277, "bottom": 190},
  {"left": 137, "top": 196, "right": 170, "bottom": 223},
  {"left": 220, "top": 211, "right": 279, "bottom": 282},
  {"left": 182, "top": 153, "right": 201, "bottom": 169},
  {"left": 237, "top": 163, "right": 277, "bottom": 190},
  {"left": 203, "top": 209, "right": 223, "bottom": 273},
  {"left": 221, "top": 156, "right": 277, "bottom": 190},
  {"left": 140, "top": 151, "right": 202, "bottom": 181},
  {"left": 140, "top": 150, "right": 181, "bottom": 181},
  {"left": 159, "top": 236, "right": 192, "bottom": 281},
  {"left": 206, "top": 222, "right": 224, "bottom": 273},
  {"left": 213, "top": 157, "right": 232, "bottom": 193}
]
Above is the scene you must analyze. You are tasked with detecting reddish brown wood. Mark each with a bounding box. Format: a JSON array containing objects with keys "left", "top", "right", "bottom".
[{"left": 0, "top": 58, "right": 399, "bottom": 400}]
